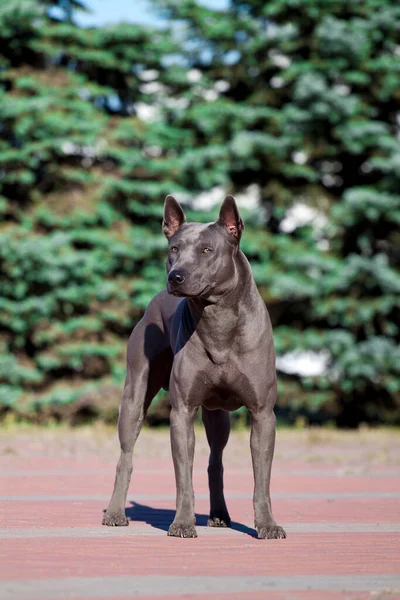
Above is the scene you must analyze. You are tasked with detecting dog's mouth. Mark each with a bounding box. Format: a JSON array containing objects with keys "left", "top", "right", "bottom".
[{"left": 169, "top": 285, "right": 210, "bottom": 298}]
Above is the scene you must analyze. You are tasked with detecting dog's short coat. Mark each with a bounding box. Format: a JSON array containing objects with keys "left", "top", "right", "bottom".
[{"left": 103, "top": 195, "right": 286, "bottom": 539}]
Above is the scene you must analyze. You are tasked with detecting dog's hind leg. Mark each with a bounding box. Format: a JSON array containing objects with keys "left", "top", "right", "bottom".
[
  {"left": 103, "top": 320, "right": 173, "bottom": 526},
  {"left": 202, "top": 408, "right": 231, "bottom": 527}
]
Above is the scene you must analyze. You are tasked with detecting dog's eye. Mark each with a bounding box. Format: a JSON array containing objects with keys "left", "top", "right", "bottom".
[
  {"left": 203, "top": 247, "right": 212, "bottom": 254},
  {"left": 170, "top": 246, "right": 178, "bottom": 253}
]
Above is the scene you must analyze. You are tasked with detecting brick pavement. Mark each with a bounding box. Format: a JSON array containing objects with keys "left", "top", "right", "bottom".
[{"left": 1, "top": 426, "right": 400, "bottom": 600}]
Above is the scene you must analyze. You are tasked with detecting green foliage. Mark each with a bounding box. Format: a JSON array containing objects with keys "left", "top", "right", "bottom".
[
  {"left": 0, "top": 0, "right": 175, "bottom": 422},
  {"left": 1, "top": 0, "right": 399, "bottom": 425},
  {"left": 151, "top": 0, "right": 400, "bottom": 424}
]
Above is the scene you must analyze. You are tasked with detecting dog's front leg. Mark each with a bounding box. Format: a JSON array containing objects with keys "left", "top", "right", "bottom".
[
  {"left": 250, "top": 407, "right": 286, "bottom": 539},
  {"left": 168, "top": 402, "right": 198, "bottom": 538}
]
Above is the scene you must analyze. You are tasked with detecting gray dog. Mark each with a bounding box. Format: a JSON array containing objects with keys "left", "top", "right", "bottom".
[{"left": 103, "top": 195, "right": 286, "bottom": 540}]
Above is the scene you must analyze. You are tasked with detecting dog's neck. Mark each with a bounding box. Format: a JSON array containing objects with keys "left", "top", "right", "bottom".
[{"left": 186, "top": 251, "right": 260, "bottom": 364}]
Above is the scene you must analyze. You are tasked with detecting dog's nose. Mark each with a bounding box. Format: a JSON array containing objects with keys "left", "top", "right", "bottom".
[{"left": 168, "top": 270, "right": 185, "bottom": 285}]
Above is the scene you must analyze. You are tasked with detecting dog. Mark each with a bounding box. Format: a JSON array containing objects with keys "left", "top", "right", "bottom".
[{"left": 103, "top": 195, "right": 286, "bottom": 539}]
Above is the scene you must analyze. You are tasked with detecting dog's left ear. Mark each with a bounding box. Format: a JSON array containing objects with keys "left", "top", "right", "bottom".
[
  {"left": 218, "top": 195, "right": 244, "bottom": 243},
  {"left": 163, "top": 195, "right": 186, "bottom": 239}
]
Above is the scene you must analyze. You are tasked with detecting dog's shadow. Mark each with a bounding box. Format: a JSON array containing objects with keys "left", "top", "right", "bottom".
[{"left": 121, "top": 501, "right": 256, "bottom": 537}]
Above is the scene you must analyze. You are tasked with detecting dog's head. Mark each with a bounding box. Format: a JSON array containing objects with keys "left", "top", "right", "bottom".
[{"left": 162, "top": 195, "right": 244, "bottom": 299}]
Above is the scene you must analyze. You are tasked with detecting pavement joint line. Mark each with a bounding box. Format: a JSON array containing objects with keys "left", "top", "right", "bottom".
[
  {"left": 1, "top": 523, "right": 400, "bottom": 539},
  {"left": 2, "top": 469, "right": 400, "bottom": 477},
  {"left": 1, "top": 491, "right": 400, "bottom": 501},
  {"left": 1, "top": 575, "right": 400, "bottom": 599}
]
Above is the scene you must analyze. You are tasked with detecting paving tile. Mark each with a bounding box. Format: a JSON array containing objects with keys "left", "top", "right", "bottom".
[{"left": 1, "top": 429, "right": 399, "bottom": 600}]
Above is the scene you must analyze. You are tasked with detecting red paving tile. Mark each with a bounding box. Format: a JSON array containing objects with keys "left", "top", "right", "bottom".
[
  {"left": 2, "top": 455, "right": 398, "bottom": 474},
  {"left": 3, "top": 473, "right": 400, "bottom": 495},
  {"left": 1, "top": 533, "right": 399, "bottom": 580},
  {"left": 1, "top": 430, "right": 400, "bottom": 599},
  {"left": 1, "top": 497, "right": 399, "bottom": 529}
]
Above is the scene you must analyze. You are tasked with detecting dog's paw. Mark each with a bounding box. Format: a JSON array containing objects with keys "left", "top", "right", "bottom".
[
  {"left": 168, "top": 523, "right": 198, "bottom": 538},
  {"left": 257, "top": 524, "right": 286, "bottom": 539},
  {"left": 102, "top": 511, "right": 129, "bottom": 527},
  {"left": 207, "top": 513, "right": 231, "bottom": 528}
]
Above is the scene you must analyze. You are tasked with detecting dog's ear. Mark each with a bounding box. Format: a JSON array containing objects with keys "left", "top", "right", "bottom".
[
  {"left": 163, "top": 195, "right": 186, "bottom": 239},
  {"left": 218, "top": 195, "right": 244, "bottom": 242}
]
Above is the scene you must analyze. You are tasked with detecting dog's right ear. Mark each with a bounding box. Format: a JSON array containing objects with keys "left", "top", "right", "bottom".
[{"left": 162, "top": 195, "right": 186, "bottom": 240}]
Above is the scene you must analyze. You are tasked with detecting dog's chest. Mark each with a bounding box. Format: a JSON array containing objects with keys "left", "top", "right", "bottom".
[
  {"left": 203, "top": 344, "right": 233, "bottom": 366},
  {"left": 192, "top": 359, "right": 257, "bottom": 411}
]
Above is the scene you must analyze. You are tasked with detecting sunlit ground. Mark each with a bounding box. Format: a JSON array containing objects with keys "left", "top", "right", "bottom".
[{"left": 2, "top": 423, "right": 399, "bottom": 468}]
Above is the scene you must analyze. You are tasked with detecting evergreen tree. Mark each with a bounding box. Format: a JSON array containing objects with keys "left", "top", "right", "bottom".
[
  {"left": 152, "top": 0, "right": 400, "bottom": 423},
  {"left": 0, "top": 0, "right": 181, "bottom": 421}
]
